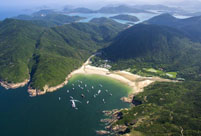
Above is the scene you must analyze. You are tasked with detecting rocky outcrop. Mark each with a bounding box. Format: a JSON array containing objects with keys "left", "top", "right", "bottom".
[
  {"left": 96, "top": 130, "right": 110, "bottom": 135},
  {"left": 0, "top": 79, "right": 29, "bottom": 89},
  {"left": 97, "top": 109, "right": 132, "bottom": 135}
]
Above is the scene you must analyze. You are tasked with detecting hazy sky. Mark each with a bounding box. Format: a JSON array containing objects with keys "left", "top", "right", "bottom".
[{"left": 1, "top": 0, "right": 201, "bottom": 9}]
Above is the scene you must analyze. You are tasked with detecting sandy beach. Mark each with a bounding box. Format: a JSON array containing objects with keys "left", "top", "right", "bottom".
[
  {"left": 69, "top": 63, "right": 174, "bottom": 102},
  {"left": 15, "top": 55, "right": 175, "bottom": 98}
]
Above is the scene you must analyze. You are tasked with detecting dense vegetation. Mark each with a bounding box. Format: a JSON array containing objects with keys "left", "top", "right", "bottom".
[
  {"left": 145, "top": 13, "right": 201, "bottom": 43},
  {"left": 0, "top": 18, "right": 126, "bottom": 90},
  {"left": 115, "top": 81, "right": 201, "bottom": 136},
  {"left": 0, "top": 19, "right": 44, "bottom": 83},
  {"left": 101, "top": 24, "right": 201, "bottom": 80},
  {"left": 110, "top": 14, "right": 139, "bottom": 22}
]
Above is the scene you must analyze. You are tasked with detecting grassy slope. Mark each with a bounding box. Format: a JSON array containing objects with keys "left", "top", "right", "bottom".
[{"left": 116, "top": 82, "right": 201, "bottom": 136}]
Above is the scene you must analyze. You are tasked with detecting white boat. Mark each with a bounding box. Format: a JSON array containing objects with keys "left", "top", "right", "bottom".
[
  {"left": 102, "top": 99, "right": 106, "bottom": 103},
  {"left": 86, "top": 101, "right": 89, "bottom": 104},
  {"left": 70, "top": 96, "right": 81, "bottom": 109},
  {"left": 98, "top": 90, "right": 101, "bottom": 94}
]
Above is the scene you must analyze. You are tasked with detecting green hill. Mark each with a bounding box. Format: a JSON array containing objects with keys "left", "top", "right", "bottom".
[
  {"left": 146, "top": 14, "right": 201, "bottom": 42},
  {"left": 102, "top": 24, "right": 201, "bottom": 80},
  {"left": 0, "top": 19, "right": 44, "bottom": 83},
  {"left": 112, "top": 81, "right": 201, "bottom": 136},
  {"left": 110, "top": 14, "right": 139, "bottom": 22},
  {"left": 0, "top": 18, "right": 125, "bottom": 90}
]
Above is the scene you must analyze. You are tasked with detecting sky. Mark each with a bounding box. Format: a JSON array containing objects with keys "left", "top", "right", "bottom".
[{"left": 1, "top": 0, "right": 201, "bottom": 9}]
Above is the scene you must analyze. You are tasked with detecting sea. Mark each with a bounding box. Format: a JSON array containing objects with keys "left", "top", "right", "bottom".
[
  {"left": 0, "top": 8, "right": 32, "bottom": 20},
  {"left": 0, "top": 8, "right": 191, "bottom": 24},
  {"left": 68, "top": 12, "right": 159, "bottom": 24},
  {"left": 0, "top": 74, "right": 132, "bottom": 136}
]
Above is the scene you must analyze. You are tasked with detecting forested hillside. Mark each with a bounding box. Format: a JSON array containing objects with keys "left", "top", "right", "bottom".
[{"left": 0, "top": 18, "right": 126, "bottom": 90}]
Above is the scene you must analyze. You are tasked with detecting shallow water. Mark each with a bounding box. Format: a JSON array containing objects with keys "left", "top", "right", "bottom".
[{"left": 0, "top": 74, "right": 131, "bottom": 136}]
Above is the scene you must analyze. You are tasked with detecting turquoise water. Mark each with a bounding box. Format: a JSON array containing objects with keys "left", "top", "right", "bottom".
[{"left": 0, "top": 74, "right": 131, "bottom": 136}]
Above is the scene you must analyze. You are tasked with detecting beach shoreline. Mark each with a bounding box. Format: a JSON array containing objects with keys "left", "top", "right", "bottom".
[{"left": 0, "top": 55, "right": 175, "bottom": 98}]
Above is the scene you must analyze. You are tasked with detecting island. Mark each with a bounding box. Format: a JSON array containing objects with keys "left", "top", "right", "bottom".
[{"left": 110, "top": 14, "right": 140, "bottom": 22}]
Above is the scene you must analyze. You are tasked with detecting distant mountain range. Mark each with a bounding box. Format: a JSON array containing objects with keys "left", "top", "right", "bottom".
[
  {"left": 62, "top": 4, "right": 183, "bottom": 14},
  {"left": 13, "top": 10, "right": 85, "bottom": 27}
]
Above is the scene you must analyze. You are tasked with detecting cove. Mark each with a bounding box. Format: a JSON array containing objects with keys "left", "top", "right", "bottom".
[{"left": 0, "top": 74, "right": 132, "bottom": 136}]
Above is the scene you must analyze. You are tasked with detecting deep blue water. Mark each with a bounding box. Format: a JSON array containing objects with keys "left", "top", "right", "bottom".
[{"left": 0, "top": 74, "right": 131, "bottom": 136}]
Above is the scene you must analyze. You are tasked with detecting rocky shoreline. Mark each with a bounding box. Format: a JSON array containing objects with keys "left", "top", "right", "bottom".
[
  {"left": 27, "top": 72, "right": 73, "bottom": 97},
  {"left": 96, "top": 109, "right": 131, "bottom": 136},
  {"left": 0, "top": 79, "right": 29, "bottom": 90}
]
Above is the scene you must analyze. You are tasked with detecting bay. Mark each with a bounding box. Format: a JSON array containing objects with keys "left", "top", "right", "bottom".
[{"left": 0, "top": 74, "right": 132, "bottom": 136}]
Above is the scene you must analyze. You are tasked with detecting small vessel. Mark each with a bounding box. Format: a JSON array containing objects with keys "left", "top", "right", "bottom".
[
  {"left": 58, "top": 97, "right": 61, "bottom": 101},
  {"left": 87, "top": 90, "right": 89, "bottom": 92},
  {"left": 86, "top": 101, "right": 89, "bottom": 104},
  {"left": 81, "top": 94, "right": 85, "bottom": 98},
  {"left": 85, "top": 84, "right": 87, "bottom": 87},
  {"left": 72, "top": 84, "right": 74, "bottom": 86},
  {"left": 99, "top": 84, "right": 103, "bottom": 87},
  {"left": 105, "top": 89, "right": 108, "bottom": 93},
  {"left": 67, "top": 90, "right": 69, "bottom": 93},
  {"left": 92, "top": 86, "right": 94, "bottom": 89},
  {"left": 70, "top": 96, "right": 81, "bottom": 110},
  {"left": 94, "top": 94, "right": 96, "bottom": 98},
  {"left": 110, "top": 93, "right": 112, "bottom": 96},
  {"left": 98, "top": 90, "right": 101, "bottom": 94},
  {"left": 72, "top": 88, "right": 75, "bottom": 90},
  {"left": 102, "top": 99, "right": 106, "bottom": 103}
]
